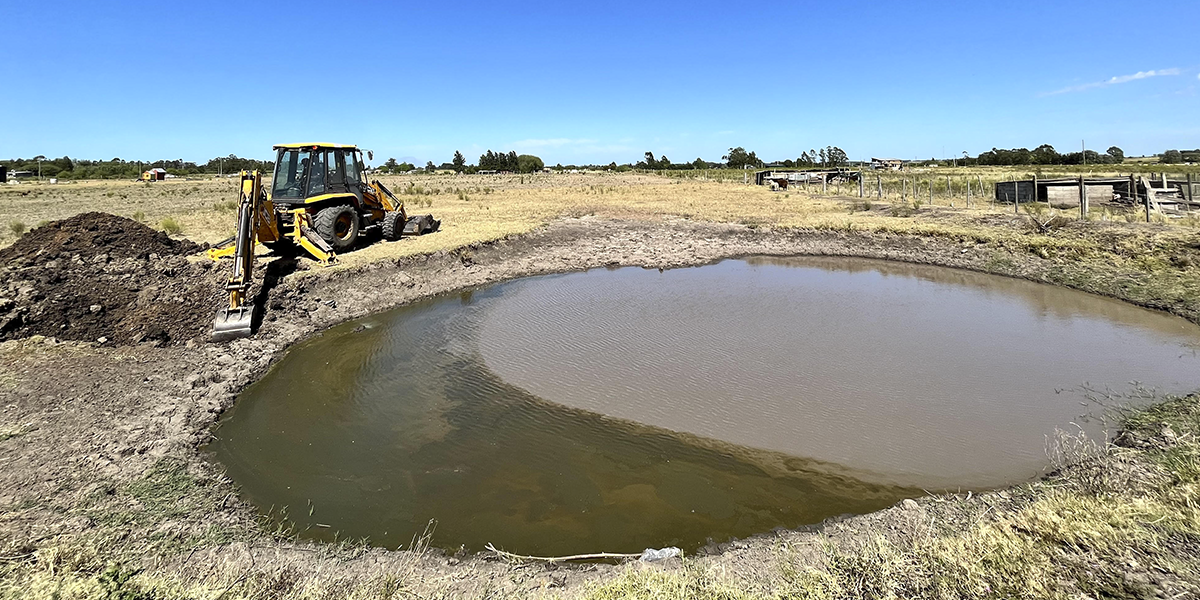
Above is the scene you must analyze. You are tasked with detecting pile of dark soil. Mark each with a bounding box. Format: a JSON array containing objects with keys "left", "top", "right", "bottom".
[
  {"left": 0, "top": 212, "right": 201, "bottom": 264},
  {"left": 0, "top": 212, "right": 224, "bottom": 346}
]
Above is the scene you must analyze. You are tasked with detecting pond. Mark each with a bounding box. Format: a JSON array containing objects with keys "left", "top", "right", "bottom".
[{"left": 208, "top": 257, "right": 1200, "bottom": 555}]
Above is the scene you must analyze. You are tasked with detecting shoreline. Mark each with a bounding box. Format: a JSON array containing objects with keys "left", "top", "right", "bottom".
[{"left": 3, "top": 215, "right": 1199, "bottom": 598}]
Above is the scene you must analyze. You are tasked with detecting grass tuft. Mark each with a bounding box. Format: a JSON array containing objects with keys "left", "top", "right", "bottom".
[{"left": 159, "top": 217, "right": 182, "bottom": 235}]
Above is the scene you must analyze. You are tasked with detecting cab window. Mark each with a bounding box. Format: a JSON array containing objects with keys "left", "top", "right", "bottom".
[
  {"left": 306, "top": 151, "right": 328, "bottom": 196},
  {"left": 344, "top": 151, "right": 360, "bottom": 186},
  {"left": 271, "top": 149, "right": 311, "bottom": 200}
]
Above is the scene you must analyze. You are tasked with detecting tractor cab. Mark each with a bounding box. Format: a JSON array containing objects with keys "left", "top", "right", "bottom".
[{"left": 269, "top": 143, "right": 367, "bottom": 207}]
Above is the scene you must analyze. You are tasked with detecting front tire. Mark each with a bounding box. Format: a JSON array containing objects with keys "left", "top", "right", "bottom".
[
  {"left": 381, "top": 210, "right": 406, "bottom": 241},
  {"left": 313, "top": 205, "right": 359, "bottom": 250}
]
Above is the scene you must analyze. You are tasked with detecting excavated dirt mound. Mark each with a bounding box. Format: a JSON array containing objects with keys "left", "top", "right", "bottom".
[
  {"left": 0, "top": 212, "right": 200, "bottom": 264},
  {"left": 0, "top": 213, "right": 224, "bottom": 346}
]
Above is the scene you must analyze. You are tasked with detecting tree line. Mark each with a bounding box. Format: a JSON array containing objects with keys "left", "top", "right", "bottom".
[
  {"left": 1, "top": 155, "right": 271, "bottom": 179},
  {"left": 971, "top": 145, "right": 1125, "bottom": 166},
  {"left": 376, "top": 150, "right": 546, "bottom": 174},
  {"left": 632, "top": 146, "right": 850, "bottom": 170}
]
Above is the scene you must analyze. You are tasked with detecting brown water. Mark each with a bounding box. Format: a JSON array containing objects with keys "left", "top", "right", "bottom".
[{"left": 209, "top": 257, "right": 1200, "bottom": 555}]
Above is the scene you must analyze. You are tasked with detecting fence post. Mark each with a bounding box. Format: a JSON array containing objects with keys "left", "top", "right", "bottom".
[
  {"left": 858, "top": 172, "right": 864, "bottom": 197},
  {"left": 946, "top": 175, "right": 951, "bottom": 203},
  {"left": 1146, "top": 181, "right": 1152, "bottom": 223},
  {"left": 1032, "top": 174, "right": 1038, "bottom": 207},
  {"left": 902, "top": 178, "right": 907, "bottom": 200},
  {"left": 1013, "top": 176, "right": 1018, "bottom": 214},
  {"left": 822, "top": 174, "right": 827, "bottom": 195},
  {"left": 1188, "top": 172, "right": 1194, "bottom": 208},
  {"left": 877, "top": 175, "right": 882, "bottom": 198},
  {"left": 1079, "top": 175, "right": 1086, "bottom": 220},
  {"left": 929, "top": 180, "right": 933, "bottom": 206},
  {"left": 966, "top": 179, "right": 971, "bottom": 208}
]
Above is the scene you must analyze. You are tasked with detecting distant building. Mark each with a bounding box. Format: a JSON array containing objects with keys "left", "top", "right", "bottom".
[
  {"left": 141, "top": 168, "right": 168, "bottom": 181},
  {"left": 870, "top": 158, "right": 904, "bottom": 171}
]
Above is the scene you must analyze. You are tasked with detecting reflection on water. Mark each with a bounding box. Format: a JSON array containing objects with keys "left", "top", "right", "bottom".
[
  {"left": 209, "top": 257, "right": 1200, "bottom": 555},
  {"left": 481, "top": 257, "right": 1200, "bottom": 488}
]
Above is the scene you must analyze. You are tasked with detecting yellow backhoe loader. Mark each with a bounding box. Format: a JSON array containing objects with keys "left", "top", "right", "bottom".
[{"left": 209, "top": 143, "right": 439, "bottom": 342}]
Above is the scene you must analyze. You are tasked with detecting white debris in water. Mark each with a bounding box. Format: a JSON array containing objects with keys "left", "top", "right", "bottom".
[{"left": 639, "top": 547, "right": 681, "bottom": 562}]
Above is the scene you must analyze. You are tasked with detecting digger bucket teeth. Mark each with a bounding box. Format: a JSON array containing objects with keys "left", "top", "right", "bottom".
[{"left": 211, "top": 305, "right": 259, "bottom": 342}]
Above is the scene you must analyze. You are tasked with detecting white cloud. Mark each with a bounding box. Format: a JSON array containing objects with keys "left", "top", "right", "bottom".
[{"left": 1044, "top": 68, "right": 1182, "bottom": 95}]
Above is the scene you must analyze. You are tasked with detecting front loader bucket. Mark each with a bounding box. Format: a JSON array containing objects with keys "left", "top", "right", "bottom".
[{"left": 211, "top": 305, "right": 258, "bottom": 342}]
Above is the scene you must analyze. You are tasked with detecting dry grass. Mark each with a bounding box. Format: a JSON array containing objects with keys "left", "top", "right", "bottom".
[
  {"left": 3, "top": 171, "right": 1200, "bottom": 598},
  {"left": 2, "top": 170, "right": 1197, "bottom": 271}
]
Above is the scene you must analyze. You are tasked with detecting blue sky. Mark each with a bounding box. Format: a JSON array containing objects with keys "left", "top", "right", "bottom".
[{"left": 3, "top": 0, "right": 1197, "bottom": 166}]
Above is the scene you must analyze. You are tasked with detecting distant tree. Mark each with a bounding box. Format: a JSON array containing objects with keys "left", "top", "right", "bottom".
[
  {"left": 425, "top": 161, "right": 436, "bottom": 172},
  {"left": 799, "top": 152, "right": 811, "bottom": 166},
  {"left": 452, "top": 151, "right": 465, "bottom": 172},
  {"left": 782, "top": 159, "right": 795, "bottom": 168},
  {"left": 658, "top": 155, "right": 671, "bottom": 169},
  {"left": 692, "top": 158, "right": 706, "bottom": 169},
  {"left": 397, "top": 162, "right": 414, "bottom": 172},
  {"left": 383, "top": 158, "right": 398, "bottom": 173},
  {"left": 723, "top": 147, "right": 761, "bottom": 169},
  {"left": 1106, "top": 146, "right": 1125, "bottom": 163},
  {"left": 1031, "top": 144, "right": 1059, "bottom": 165},
  {"left": 516, "top": 154, "right": 544, "bottom": 173},
  {"left": 826, "top": 146, "right": 849, "bottom": 167},
  {"left": 818, "top": 148, "right": 827, "bottom": 166},
  {"left": 1161, "top": 149, "right": 1183, "bottom": 164},
  {"left": 643, "top": 151, "right": 656, "bottom": 169}
]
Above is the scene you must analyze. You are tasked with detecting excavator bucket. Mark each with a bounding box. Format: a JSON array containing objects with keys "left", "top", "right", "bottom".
[{"left": 211, "top": 305, "right": 258, "bottom": 342}]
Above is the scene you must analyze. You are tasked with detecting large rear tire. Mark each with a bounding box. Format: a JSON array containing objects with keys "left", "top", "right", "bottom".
[
  {"left": 313, "top": 205, "right": 359, "bottom": 250},
  {"left": 381, "top": 210, "right": 406, "bottom": 241}
]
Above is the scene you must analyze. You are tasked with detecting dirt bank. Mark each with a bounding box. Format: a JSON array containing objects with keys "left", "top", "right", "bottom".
[{"left": 2, "top": 215, "right": 1198, "bottom": 598}]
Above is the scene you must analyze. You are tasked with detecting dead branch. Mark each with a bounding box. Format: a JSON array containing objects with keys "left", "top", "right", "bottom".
[{"left": 485, "top": 543, "right": 643, "bottom": 564}]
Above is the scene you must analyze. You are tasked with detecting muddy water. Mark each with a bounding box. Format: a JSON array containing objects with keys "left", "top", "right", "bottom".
[{"left": 210, "top": 257, "right": 1200, "bottom": 555}]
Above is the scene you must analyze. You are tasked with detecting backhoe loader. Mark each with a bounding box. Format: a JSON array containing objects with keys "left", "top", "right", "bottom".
[{"left": 210, "top": 143, "right": 439, "bottom": 342}]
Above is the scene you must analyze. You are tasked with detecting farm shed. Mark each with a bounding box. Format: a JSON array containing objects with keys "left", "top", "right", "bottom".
[
  {"left": 142, "top": 168, "right": 167, "bottom": 181},
  {"left": 996, "top": 178, "right": 1127, "bottom": 205},
  {"left": 870, "top": 158, "right": 903, "bottom": 171}
]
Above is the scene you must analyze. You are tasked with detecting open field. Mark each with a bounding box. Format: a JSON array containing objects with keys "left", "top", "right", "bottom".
[
  {"left": 3, "top": 165, "right": 1199, "bottom": 259},
  {"left": 2, "top": 171, "right": 1200, "bottom": 598}
]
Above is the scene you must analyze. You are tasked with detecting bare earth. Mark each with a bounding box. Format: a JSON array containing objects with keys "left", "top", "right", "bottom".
[{"left": 2, "top": 210, "right": 1199, "bottom": 598}]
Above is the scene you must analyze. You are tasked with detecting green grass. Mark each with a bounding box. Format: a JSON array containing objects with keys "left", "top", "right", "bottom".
[{"left": 159, "top": 217, "right": 183, "bottom": 235}]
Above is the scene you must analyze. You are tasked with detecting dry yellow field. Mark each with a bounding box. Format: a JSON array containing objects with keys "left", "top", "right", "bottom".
[{"left": 3, "top": 170, "right": 1195, "bottom": 271}]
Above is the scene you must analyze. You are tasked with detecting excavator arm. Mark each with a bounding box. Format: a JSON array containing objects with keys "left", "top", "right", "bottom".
[{"left": 211, "top": 171, "right": 275, "bottom": 342}]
